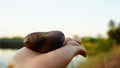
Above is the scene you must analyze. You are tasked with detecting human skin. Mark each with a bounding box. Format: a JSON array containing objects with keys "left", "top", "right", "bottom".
[{"left": 8, "top": 39, "right": 87, "bottom": 68}]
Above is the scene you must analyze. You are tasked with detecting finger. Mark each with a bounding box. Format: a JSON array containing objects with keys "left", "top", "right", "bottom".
[
  {"left": 67, "top": 40, "right": 80, "bottom": 46},
  {"left": 74, "top": 39, "right": 81, "bottom": 44},
  {"left": 64, "top": 40, "right": 87, "bottom": 57},
  {"left": 63, "top": 38, "right": 81, "bottom": 45},
  {"left": 78, "top": 45, "right": 87, "bottom": 57}
]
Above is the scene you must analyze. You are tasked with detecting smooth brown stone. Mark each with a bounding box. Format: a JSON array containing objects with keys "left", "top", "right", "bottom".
[{"left": 24, "top": 31, "right": 65, "bottom": 53}]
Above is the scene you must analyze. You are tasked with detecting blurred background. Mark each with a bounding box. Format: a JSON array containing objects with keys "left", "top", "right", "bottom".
[{"left": 0, "top": 0, "right": 120, "bottom": 68}]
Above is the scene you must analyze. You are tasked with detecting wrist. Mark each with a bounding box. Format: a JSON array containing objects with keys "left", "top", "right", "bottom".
[{"left": 65, "top": 44, "right": 80, "bottom": 56}]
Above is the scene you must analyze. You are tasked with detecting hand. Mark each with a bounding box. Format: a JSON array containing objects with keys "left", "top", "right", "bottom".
[
  {"left": 64, "top": 38, "right": 87, "bottom": 57},
  {"left": 26, "top": 38, "right": 87, "bottom": 68}
]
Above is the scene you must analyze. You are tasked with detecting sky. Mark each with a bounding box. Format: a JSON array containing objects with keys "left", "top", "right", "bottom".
[{"left": 0, "top": 0, "right": 120, "bottom": 38}]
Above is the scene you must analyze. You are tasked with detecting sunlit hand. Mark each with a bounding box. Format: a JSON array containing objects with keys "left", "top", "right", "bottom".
[
  {"left": 25, "top": 38, "right": 87, "bottom": 68},
  {"left": 64, "top": 38, "right": 87, "bottom": 57}
]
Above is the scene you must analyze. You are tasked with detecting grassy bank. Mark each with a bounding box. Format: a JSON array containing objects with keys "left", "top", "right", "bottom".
[{"left": 78, "top": 47, "right": 120, "bottom": 68}]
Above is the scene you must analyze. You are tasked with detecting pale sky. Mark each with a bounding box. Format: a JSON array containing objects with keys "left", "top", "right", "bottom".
[{"left": 0, "top": 0, "right": 120, "bottom": 38}]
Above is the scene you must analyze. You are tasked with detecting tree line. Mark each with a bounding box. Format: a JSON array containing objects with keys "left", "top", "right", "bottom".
[{"left": 0, "top": 37, "right": 23, "bottom": 49}]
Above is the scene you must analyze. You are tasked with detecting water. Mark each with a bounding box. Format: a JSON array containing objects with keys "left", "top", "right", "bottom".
[
  {"left": 67, "top": 55, "right": 86, "bottom": 68},
  {"left": 0, "top": 49, "right": 86, "bottom": 68},
  {"left": 0, "top": 49, "right": 17, "bottom": 68}
]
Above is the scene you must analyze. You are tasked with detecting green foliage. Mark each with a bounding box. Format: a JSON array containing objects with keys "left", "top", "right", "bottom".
[
  {"left": 109, "top": 20, "right": 115, "bottom": 30},
  {"left": 76, "top": 19, "right": 120, "bottom": 68},
  {"left": 0, "top": 36, "right": 24, "bottom": 49},
  {"left": 81, "top": 37, "right": 98, "bottom": 43},
  {"left": 78, "top": 48, "right": 120, "bottom": 68},
  {"left": 73, "top": 35, "right": 110, "bottom": 56},
  {"left": 96, "top": 38, "right": 113, "bottom": 52},
  {"left": 107, "top": 20, "right": 120, "bottom": 44},
  {"left": 1, "top": 36, "right": 23, "bottom": 41}
]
